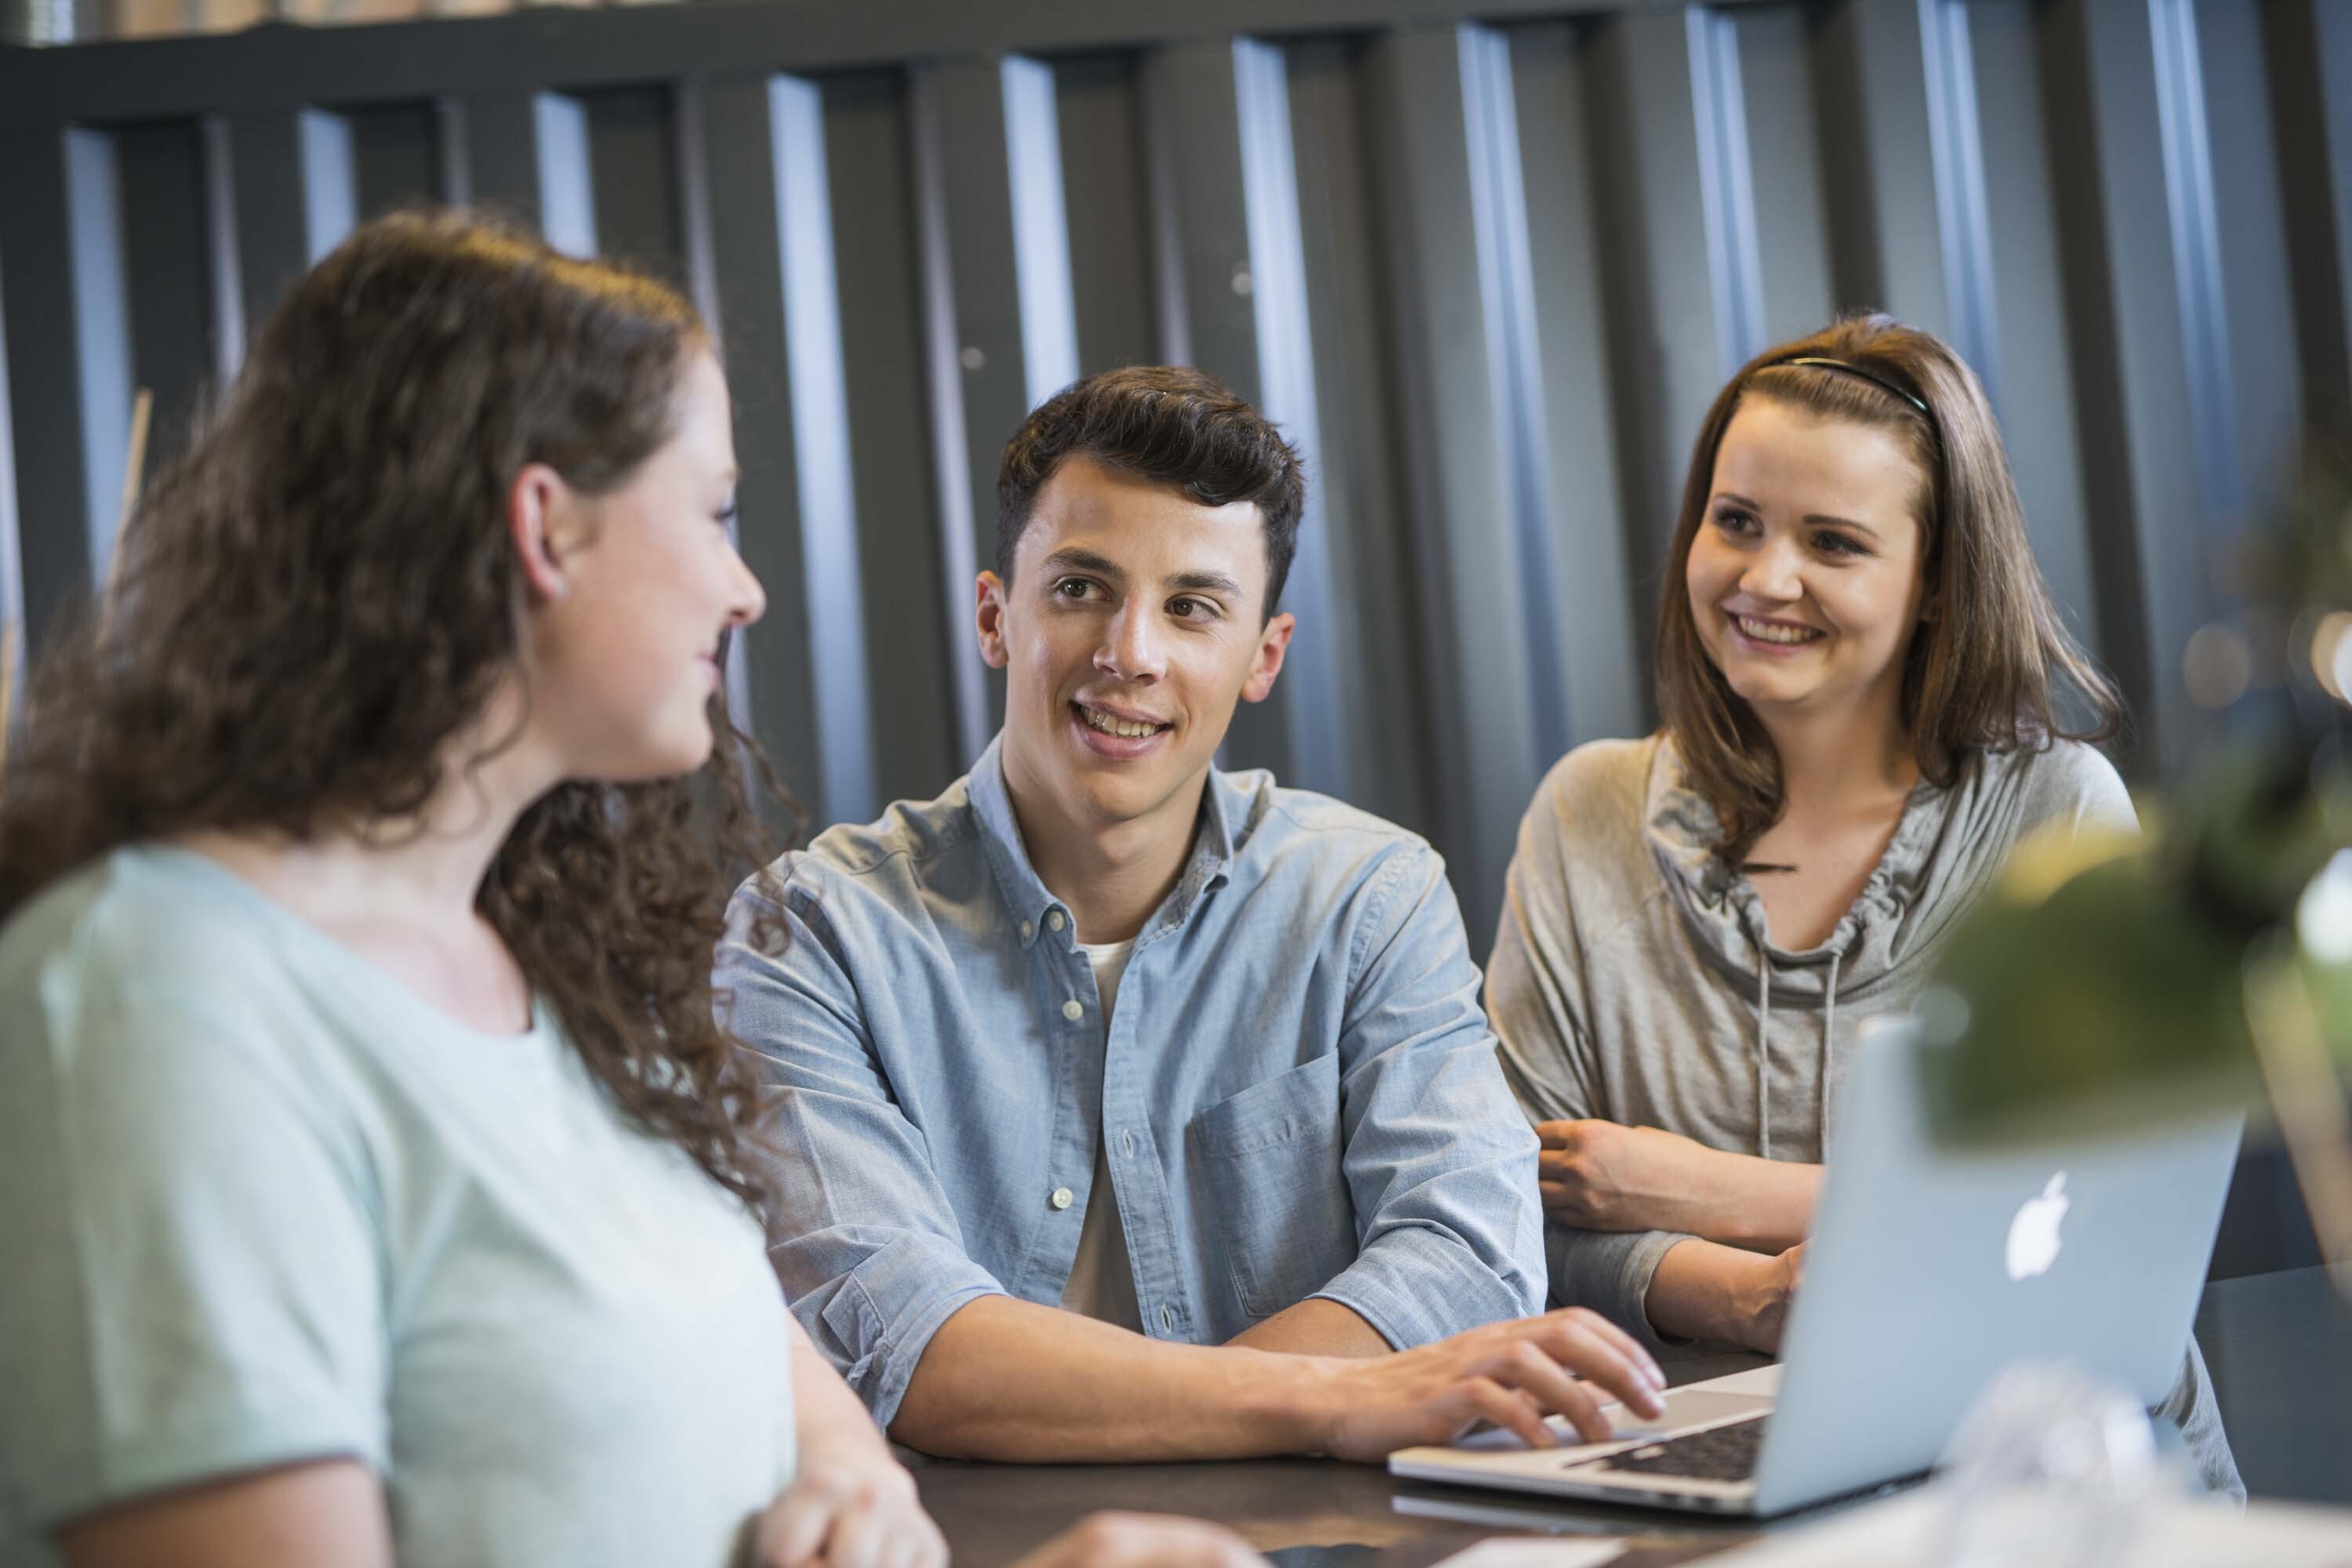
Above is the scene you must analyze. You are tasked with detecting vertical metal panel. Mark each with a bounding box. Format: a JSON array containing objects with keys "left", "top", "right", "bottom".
[
  {"left": 689, "top": 73, "right": 823, "bottom": 822},
  {"left": 1051, "top": 53, "right": 1160, "bottom": 374},
  {"left": 1363, "top": 24, "right": 1546, "bottom": 946},
  {"left": 1808, "top": 0, "right": 1952, "bottom": 339},
  {"left": 64, "top": 130, "right": 131, "bottom": 594},
  {"left": 199, "top": 117, "right": 242, "bottom": 382},
  {"left": 1960, "top": 0, "right": 2100, "bottom": 649},
  {"left": 2041, "top": 0, "right": 2216, "bottom": 775},
  {"left": 0, "top": 129, "right": 124, "bottom": 646},
  {"left": 1583, "top": 9, "right": 1730, "bottom": 638},
  {"left": 215, "top": 110, "right": 353, "bottom": 344},
  {"left": 1686, "top": 5, "right": 1766, "bottom": 371},
  {"left": 2264, "top": 0, "right": 2352, "bottom": 428},
  {"left": 822, "top": 71, "right": 960, "bottom": 811},
  {"left": 297, "top": 111, "right": 358, "bottom": 260},
  {"left": 439, "top": 90, "right": 578, "bottom": 242},
  {"left": 1141, "top": 43, "right": 1260, "bottom": 403},
  {"left": 1504, "top": 20, "right": 1644, "bottom": 745},
  {"left": 0, "top": 241, "right": 24, "bottom": 664},
  {"left": 1459, "top": 25, "right": 1572, "bottom": 766},
  {"left": 347, "top": 103, "right": 446, "bottom": 219},
  {"left": 912, "top": 58, "right": 1029, "bottom": 762},
  {"left": 114, "top": 121, "right": 218, "bottom": 472},
  {"left": 1001, "top": 55, "right": 1080, "bottom": 410},
  {"left": 2193, "top": 0, "right": 2303, "bottom": 508},
  {"left": 1139, "top": 40, "right": 1299, "bottom": 784},
  {"left": 585, "top": 86, "right": 682, "bottom": 284},
  {"left": 2148, "top": 0, "right": 2243, "bottom": 525},
  {"left": 1725, "top": 3, "right": 1836, "bottom": 342},
  {"left": 1285, "top": 38, "right": 1439, "bottom": 838},
  {"left": 1235, "top": 37, "right": 1347, "bottom": 797},
  {"left": 773, "top": 76, "right": 877, "bottom": 828}
]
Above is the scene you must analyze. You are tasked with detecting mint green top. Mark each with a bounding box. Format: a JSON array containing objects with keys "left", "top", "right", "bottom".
[{"left": 0, "top": 846, "right": 797, "bottom": 1567}]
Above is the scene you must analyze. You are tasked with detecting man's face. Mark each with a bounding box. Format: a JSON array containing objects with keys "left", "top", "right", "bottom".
[{"left": 978, "top": 455, "right": 1294, "bottom": 836}]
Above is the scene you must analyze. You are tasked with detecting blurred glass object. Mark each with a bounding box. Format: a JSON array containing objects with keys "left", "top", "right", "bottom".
[{"left": 1933, "top": 1363, "right": 2176, "bottom": 1568}]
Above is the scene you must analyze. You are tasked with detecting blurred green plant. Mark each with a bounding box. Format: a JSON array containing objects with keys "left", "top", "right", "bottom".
[{"left": 1918, "top": 436, "right": 2352, "bottom": 1284}]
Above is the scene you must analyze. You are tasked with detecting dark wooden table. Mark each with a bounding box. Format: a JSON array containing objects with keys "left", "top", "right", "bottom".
[{"left": 912, "top": 1268, "right": 2352, "bottom": 1568}]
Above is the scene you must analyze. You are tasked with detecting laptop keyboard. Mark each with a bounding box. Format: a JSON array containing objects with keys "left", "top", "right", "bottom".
[{"left": 1594, "top": 1415, "right": 1767, "bottom": 1483}]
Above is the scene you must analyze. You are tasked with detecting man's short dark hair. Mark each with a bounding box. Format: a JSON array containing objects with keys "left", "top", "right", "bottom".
[{"left": 995, "top": 365, "right": 1306, "bottom": 616}]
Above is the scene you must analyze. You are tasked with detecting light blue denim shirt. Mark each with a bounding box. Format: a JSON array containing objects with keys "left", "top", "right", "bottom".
[{"left": 717, "top": 735, "right": 1544, "bottom": 1426}]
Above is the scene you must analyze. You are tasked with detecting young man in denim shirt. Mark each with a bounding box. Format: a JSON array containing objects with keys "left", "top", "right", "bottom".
[{"left": 718, "top": 368, "right": 1665, "bottom": 1462}]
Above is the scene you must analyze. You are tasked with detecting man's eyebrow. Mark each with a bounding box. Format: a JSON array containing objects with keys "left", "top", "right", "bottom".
[
  {"left": 1167, "top": 571, "right": 1244, "bottom": 597},
  {"left": 1041, "top": 547, "right": 1124, "bottom": 579}
]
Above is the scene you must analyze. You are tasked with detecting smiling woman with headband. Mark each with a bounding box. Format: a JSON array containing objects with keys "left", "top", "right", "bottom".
[{"left": 1483, "top": 313, "right": 2240, "bottom": 1494}]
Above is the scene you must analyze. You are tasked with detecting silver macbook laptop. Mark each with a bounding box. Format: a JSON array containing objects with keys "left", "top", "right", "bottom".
[{"left": 1390, "top": 1018, "right": 2241, "bottom": 1517}]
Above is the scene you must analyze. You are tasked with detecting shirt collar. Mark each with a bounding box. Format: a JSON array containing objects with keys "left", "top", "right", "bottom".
[{"left": 967, "top": 732, "right": 1237, "bottom": 949}]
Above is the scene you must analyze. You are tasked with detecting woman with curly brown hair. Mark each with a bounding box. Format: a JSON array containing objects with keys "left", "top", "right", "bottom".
[{"left": 0, "top": 212, "right": 967, "bottom": 1568}]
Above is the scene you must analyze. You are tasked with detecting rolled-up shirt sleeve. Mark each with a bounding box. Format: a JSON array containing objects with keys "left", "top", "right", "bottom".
[
  {"left": 1486, "top": 781, "right": 1693, "bottom": 1354},
  {"left": 717, "top": 872, "right": 1004, "bottom": 1428},
  {"left": 1308, "top": 846, "right": 1548, "bottom": 1345}
]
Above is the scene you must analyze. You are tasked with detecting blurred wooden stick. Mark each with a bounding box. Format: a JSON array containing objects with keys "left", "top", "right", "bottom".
[
  {"left": 0, "top": 617, "right": 16, "bottom": 775},
  {"left": 107, "top": 387, "right": 153, "bottom": 604},
  {"left": 2244, "top": 945, "right": 2352, "bottom": 1303}
]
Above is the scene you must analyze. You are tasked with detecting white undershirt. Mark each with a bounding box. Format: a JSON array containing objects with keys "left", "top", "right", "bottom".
[{"left": 1058, "top": 940, "right": 1142, "bottom": 1331}]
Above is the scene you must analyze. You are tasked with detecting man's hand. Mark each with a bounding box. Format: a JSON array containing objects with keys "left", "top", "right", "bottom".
[
  {"left": 1011, "top": 1514, "right": 1266, "bottom": 1568},
  {"left": 1536, "top": 1119, "right": 1725, "bottom": 1232},
  {"left": 1739, "top": 1242, "right": 1805, "bottom": 1354},
  {"left": 1309, "top": 1307, "right": 1668, "bottom": 1460},
  {"left": 750, "top": 1450, "right": 946, "bottom": 1568}
]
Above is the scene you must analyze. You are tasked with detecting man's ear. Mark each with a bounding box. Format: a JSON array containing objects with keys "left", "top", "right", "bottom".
[
  {"left": 975, "top": 572, "right": 1011, "bottom": 670},
  {"left": 1241, "top": 610, "right": 1295, "bottom": 703},
  {"left": 510, "top": 463, "right": 577, "bottom": 604}
]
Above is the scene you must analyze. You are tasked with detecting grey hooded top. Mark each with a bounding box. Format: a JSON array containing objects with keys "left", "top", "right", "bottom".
[{"left": 1487, "top": 732, "right": 2242, "bottom": 1495}]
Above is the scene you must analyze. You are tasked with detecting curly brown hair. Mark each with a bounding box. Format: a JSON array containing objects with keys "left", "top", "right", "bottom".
[
  {"left": 0, "top": 209, "right": 791, "bottom": 1210},
  {"left": 1656, "top": 314, "right": 2125, "bottom": 862}
]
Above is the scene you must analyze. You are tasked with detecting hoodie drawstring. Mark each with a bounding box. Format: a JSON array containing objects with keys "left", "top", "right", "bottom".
[
  {"left": 1819, "top": 949, "right": 1842, "bottom": 1149},
  {"left": 1755, "top": 942, "right": 1844, "bottom": 1164},
  {"left": 1755, "top": 959, "right": 1772, "bottom": 1160}
]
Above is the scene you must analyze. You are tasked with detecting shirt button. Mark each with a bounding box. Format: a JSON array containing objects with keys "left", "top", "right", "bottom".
[
  {"left": 1019, "top": 920, "right": 1033, "bottom": 942},
  {"left": 1120, "top": 1129, "right": 1136, "bottom": 1159},
  {"left": 1160, "top": 1304, "right": 1176, "bottom": 1333},
  {"left": 1051, "top": 1186, "right": 1075, "bottom": 1210},
  {"left": 1047, "top": 910, "right": 1067, "bottom": 931},
  {"left": 1062, "top": 998, "right": 1083, "bottom": 1021}
]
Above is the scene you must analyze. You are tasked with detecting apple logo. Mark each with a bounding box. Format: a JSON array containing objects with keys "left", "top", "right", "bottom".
[{"left": 2005, "top": 1172, "right": 2071, "bottom": 1281}]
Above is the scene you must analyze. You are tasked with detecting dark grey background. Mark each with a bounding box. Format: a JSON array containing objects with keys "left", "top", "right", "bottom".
[{"left": 2, "top": 0, "right": 2347, "bottom": 1279}]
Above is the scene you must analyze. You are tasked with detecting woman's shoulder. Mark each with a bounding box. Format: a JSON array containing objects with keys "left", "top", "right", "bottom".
[
  {"left": 0, "top": 844, "right": 327, "bottom": 1072},
  {"left": 1985, "top": 737, "right": 2139, "bottom": 838},
  {"left": 1528, "top": 734, "right": 1665, "bottom": 827},
  {"left": 1510, "top": 735, "right": 1671, "bottom": 916}
]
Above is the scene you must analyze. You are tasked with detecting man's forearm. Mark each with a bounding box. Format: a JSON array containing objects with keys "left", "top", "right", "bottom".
[
  {"left": 1693, "top": 1155, "right": 1820, "bottom": 1254},
  {"left": 1225, "top": 1297, "right": 1392, "bottom": 1357},
  {"left": 1642, "top": 1238, "right": 1778, "bottom": 1348},
  {"left": 888, "top": 1295, "right": 1338, "bottom": 1462}
]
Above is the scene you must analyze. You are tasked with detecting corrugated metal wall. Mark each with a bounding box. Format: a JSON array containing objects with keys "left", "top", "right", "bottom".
[{"left": 3, "top": 0, "right": 2349, "bottom": 953}]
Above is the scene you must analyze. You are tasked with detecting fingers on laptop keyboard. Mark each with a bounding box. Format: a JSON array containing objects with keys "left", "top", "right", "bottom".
[
  {"left": 1528, "top": 1311, "right": 1667, "bottom": 1426},
  {"left": 1456, "top": 1377, "right": 1555, "bottom": 1449}
]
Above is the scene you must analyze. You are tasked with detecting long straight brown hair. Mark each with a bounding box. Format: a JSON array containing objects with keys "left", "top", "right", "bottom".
[{"left": 1655, "top": 314, "right": 2124, "bottom": 862}]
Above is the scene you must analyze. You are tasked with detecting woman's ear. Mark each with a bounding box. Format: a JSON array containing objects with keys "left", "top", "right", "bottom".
[{"left": 509, "top": 463, "right": 574, "bottom": 602}]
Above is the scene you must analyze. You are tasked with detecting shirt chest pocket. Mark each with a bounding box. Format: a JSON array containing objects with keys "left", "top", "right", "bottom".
[{"left": 1186, "top": 1053, "right": 1356, "bottom": 1319}]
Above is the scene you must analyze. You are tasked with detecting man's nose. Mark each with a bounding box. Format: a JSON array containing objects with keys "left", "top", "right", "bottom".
[{"left": 1097, "top": 601, "right": 1166, "bottom": 681}]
